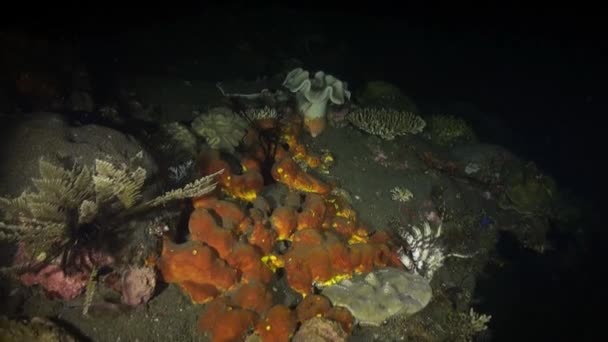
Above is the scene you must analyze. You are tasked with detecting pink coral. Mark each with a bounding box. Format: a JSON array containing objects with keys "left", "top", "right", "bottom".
[
  {"left": 20, "top": 264, "right": 89, "bottom": 300},
  {"left": 14, "top": 243, "right": 114, "bottom": 301}
]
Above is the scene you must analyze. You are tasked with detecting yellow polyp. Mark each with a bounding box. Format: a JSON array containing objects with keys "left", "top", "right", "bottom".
[
  {"left": 315, "top": 273, "right": 352, "bottom": 287},
  {"left": 261, "top": 254, "right": 284, "bottom": 272},
  {"left": 321, "top": 151, "right": 334, "bottom": 164},
  {"left": 192, "top": 249, "right": 198, "bottom": 255},
  {"left": 336, "top": 209, "right": 357, "bottom": 220},
  {"left": 266, "top": 325, "right": 271, "bottom": 331},
  {"left": 237, "top": 191, "right": 257, "bottom": 202},
  {"left": 277, "top": 167, "right": 284, "bottom": 174},
  {"left": 348, "top": 234, "right": 368, "bottom": 245},
  {"left": 35, "top": 252, "right": 47, "bottom": 262}
]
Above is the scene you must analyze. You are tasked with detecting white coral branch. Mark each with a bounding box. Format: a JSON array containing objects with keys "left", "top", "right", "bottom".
[{"left": 397, "top": 221, "right": 474, "bottom": 280}]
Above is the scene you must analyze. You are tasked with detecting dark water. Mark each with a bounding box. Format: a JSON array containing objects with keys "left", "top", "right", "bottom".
[{"left": 3, "top": 4, "right": 603, "bottom": 340}]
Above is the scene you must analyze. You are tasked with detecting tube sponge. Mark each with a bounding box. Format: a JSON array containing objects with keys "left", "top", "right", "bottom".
[{"left": 283, "top": 68, "right": 351, "bottom": 137}]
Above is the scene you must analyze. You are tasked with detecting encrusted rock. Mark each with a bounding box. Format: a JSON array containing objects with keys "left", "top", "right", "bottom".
[
  {"left": 292, "top": 317, "right": 348, "bottom": 342},
  {"left": 321, "top": 267, "right": 432, "bottom": 326},
  {"left": 347, "top": 107, "right": 425, "bottom": 140}
]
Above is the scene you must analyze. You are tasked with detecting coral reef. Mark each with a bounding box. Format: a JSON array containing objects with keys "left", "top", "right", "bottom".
[
  {"left": 427, "top": 114, "right": 477, "bottom": 146},
  {"left": 191, "top": 106, "right": 249, "bottom": 152},
  {"left": 347, "top": 107, "right": 426, "bottom": 140},
  {"left": 283, "top": 67, "right": 351, "bottom": 137},
  {"left": 321, "top": 267, "right": 432, "bottom": 326}
]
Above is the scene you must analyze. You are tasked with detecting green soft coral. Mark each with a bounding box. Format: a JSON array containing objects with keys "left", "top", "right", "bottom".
[
  {"left": 428, "top": 115, "right": 477, "bottom": 146},
  {"left": 498, "top": 163, "right": 558, "bottom": 216},
  {"left": 356, "top": 81, "right": 419, "bottom": 112}
]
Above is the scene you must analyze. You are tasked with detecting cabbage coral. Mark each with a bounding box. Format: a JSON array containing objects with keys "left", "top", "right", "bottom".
[
  {"left": 283, "top": 68, "right": 351, "bottom": 137},
  {"left": 191, "top": 107, "right": 249, "bottom": 153}
]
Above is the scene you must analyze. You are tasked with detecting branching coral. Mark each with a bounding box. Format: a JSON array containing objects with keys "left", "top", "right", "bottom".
[
  {"left": 390, "top": 187, "right": 414, "bottom": 202},
  {"left": 347, "top": 107, "right": 426, "bottom": 140},
  {"left": 191, "top": 106, "right": 249, "bottom": 152},
  {"left": 397, "top": 222, "right": 474, "bottom": 280}
]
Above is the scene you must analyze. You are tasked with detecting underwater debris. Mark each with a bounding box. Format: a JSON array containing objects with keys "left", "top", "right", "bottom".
[{"left": 347, "top": 107, "right": 426, "bottom": 140}]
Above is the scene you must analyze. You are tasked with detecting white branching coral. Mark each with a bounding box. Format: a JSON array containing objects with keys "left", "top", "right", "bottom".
[
  {"left": 390, "top": 186, "right": 413, "bottom": 202},
  {"left": 468, "top": 307, "right": 492, "bottom": 333},
  {"left": 397, "top": 221, "right": 473, "bottom": 280}
]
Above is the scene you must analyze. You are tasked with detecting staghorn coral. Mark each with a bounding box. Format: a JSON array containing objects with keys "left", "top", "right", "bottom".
[
  {"left": 191, "top": 106, "right": 249, "bottom": 152},
  {"left": 347, "top": 107, "right": 426, "bottom": 140},
  {"left": 0, "top": 155, "right": 222, "bottom": 261},
  {"left": 427, "top": 114, "right": 477, "bottom": 146}
]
